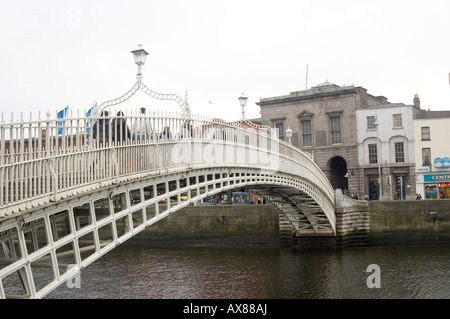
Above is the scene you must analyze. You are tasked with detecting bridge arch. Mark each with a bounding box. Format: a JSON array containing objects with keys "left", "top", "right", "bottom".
[
  {"left": 0, "top": 45, "right": 339, "bottom": 298},
  {"left": 0, "top": 111, "right": 335, "bottom": 298}
]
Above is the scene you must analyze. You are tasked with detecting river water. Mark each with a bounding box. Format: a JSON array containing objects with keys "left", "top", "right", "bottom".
[{"left": 45, "top": 244, "right": 450, "bottom": 299}]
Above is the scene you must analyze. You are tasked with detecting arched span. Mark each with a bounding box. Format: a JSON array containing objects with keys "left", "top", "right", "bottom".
[
  {"left": 0, "top": 111, "right": 336, "bottom": 299},
  {"left": 0, "top": 165, "right": 335, "bottom": 299}
]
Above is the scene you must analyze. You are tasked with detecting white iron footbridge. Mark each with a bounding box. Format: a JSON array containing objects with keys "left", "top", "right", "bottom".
[
  {"left": 0, "top": 44, "right": 336, "bottom": 298},
  {"left": 0, "top": 111, "right": 336, "bottom": 298}
]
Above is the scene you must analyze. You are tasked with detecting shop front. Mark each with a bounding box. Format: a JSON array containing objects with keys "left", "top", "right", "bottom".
[{"left": 423, "top": 174, "right": 450, "bottom": 199}]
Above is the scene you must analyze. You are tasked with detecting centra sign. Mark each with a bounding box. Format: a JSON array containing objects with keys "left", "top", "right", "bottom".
[{"left": 424, "top": 174, "right": 450, "bottom": 183}]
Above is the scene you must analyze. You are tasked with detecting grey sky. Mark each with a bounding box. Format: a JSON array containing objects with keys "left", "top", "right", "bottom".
[{"left": 0, "top": 0, "right": 449, "bottom": 121}]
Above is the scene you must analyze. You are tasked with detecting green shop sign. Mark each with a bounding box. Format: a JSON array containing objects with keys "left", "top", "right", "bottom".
[{"left": 424, "top": 174, "right": 450, "bottom": 183}]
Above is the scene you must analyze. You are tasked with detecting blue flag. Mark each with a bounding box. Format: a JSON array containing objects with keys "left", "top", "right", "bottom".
[
  {"left": 57, "top": 106, "right": 68, "bottom": 135},
  {"left": 85, "top": 105, "right": 95, "bottom": 133}
]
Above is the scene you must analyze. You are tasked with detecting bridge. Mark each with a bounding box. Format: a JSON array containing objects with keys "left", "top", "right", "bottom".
[{"left": 0, "top": 46, "right": 337, "bottom": 299}]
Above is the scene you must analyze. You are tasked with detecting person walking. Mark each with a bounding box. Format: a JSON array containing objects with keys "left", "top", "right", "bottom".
[
  {"left": 132, "top": 107, "right": 152, "bottom": 142},
  {"left": 112, "top": 111, "right": 131, "bottom": 143},
  {"left": 93, "top": 111, "right": 110, "bottom": 145}
]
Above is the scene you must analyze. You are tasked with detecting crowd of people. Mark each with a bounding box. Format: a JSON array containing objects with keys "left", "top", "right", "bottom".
[{"left": 92, "top": 107, "right": 173, "bottom": 144}]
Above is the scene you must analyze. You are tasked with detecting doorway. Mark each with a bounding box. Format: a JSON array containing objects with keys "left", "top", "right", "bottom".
[
  {"left": 368, "top": 177, "right": 379, "bottom": 200},
  {"left": 329, "top": 156, "right": 348, "bottom": 191}
]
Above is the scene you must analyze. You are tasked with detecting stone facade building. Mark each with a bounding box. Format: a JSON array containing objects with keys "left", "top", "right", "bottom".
[{"left": 255, "top": 81, "right": 416, "bottom": 200}]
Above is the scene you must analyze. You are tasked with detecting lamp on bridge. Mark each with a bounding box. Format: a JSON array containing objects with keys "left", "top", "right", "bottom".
[
  {"left": 239, "top": 93, "right": 248, "bottom": 121},
  {"left": 285, "top": 127, "right": 293, "bottom": 144},
  {"left": 131, "top": 44, "right": 149, "bottom": 78}
]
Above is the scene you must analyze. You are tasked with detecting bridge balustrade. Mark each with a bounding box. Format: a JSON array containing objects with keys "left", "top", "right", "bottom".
[{"left": 0, "top": 110, "right": 333, "bottom": 220}]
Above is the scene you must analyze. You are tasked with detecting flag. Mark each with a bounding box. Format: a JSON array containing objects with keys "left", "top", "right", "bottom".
[
  {"left": 85, "top": 104, "right": 95, "bottom": 133},
  {"left": 57, "top": 106, "right": 68, "bottom": 135}
]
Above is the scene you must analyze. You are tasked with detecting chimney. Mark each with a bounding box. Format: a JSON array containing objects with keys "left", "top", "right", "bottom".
[{"left": 413, "top": 94, "right": 421, "bottom": 108}]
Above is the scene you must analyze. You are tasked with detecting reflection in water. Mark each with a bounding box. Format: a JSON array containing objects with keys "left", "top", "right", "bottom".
[{"left": 46, "top": 245, "right": 450, "bottom": 299}]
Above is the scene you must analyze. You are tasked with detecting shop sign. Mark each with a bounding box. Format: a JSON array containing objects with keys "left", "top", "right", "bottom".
[
  {"left": 445, "top": 157, "right": 450, "bottom": 167},
  {"left": 424, "top": 174, "right": 450, "bottom": 183},
  {"left": 434, "top": 157, "right": 450, "bottom": 168}
]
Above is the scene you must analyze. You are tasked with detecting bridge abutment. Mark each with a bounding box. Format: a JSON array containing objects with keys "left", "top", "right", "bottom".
[
  {"left": 280, "top": 189, "right": 371, "bottom": 249},
  {"left": 335, "top": 189, "right": 370, "bottom": 248},
  {"left": 278, "top": 213, "right": 297, "bottom": 248}
]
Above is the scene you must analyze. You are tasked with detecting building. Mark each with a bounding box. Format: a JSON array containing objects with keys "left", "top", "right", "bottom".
[
  {"left": 256, "top": 81, "right": 393, "bottom": 198},
  {"left": 414, "top": 109, "right": 450, "bottom": 199},
  {"left": 356, "top": 99, "right": 420, "bottom": 200}
]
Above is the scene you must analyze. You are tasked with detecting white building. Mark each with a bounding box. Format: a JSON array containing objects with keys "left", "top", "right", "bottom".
[
  {"left": 356, "top": 102, "right": 420, "bottom": 200},
  {"left": 414, "top": 110, "right": 450, "bottom": 199}
]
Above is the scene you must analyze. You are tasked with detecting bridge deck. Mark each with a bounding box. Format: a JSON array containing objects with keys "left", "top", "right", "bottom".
[{"left": 0, "top": 111, "right": 335, "bottom": 298}]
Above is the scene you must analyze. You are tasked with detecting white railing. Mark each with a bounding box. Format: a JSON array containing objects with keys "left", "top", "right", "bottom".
[{"left": 0, "top": 110, "right": 334, "bottom": 219}]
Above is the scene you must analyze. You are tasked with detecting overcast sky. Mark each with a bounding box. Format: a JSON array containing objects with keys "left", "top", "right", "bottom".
[{"left": 0, "top": 0, "right": 449, "bottom": 121}]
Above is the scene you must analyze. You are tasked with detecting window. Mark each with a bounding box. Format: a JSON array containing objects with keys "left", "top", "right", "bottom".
[
  {"left": 394, "top": 142, "right": 404, "bottom": 162},
  {"left": 422, "top": 148, "right": 431, "bottom": 166},
  {"left": 275, "top": 123, "right": 284, "bottom": 140},
  {"left": 393, "top": 114, "right": 402, "bottom": 128},
  {"left": 302, "top": 120, "right": 312, "bottom": 146},
  {"left": 421, "top": 127, "right": 430, "bottom": 140},
  {"left": 330, "top": 117, "right": 341, "bottom": 144},
  {"left": 367, "top": 116, "right": 376, "bottom": 129},
  {"left": 368, "top": 143, "right": 378, "bottom": 164}
]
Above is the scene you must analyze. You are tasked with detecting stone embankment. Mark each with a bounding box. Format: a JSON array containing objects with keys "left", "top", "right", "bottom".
[{"left": 129, "top": 191, "right": 450, "bottom": 248}]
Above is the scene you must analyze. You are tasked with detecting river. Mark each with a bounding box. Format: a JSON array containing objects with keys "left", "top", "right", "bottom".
[{"left": 45, "top": 244, "right": 450, "bottom": 299}]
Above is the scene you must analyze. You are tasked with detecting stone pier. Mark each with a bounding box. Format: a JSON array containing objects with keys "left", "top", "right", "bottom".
[{"left": 335, "top": 189, "right": 370, "bottom": 248}]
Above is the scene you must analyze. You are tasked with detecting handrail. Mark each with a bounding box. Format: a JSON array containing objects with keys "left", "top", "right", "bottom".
[{"left": 0, "top": 111, "right": 334, "bottom": 219}]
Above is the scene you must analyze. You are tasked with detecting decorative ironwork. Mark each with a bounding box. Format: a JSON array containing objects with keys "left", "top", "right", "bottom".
[{"left": 97, "top": 45, "right": 191, "bottom": 120}]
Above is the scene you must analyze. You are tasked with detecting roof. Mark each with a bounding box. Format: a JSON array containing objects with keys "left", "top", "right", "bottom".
[
  {"left": 311, "top": 80, "right": 338, "bottom": 88},
  {"left": 257, "top": 82, "right": 360, "bottom": 105},
  {"left": 360, "top": 103, "right": 407, "bottom": 110},
  {"left": 416, "top": 110, "right": 450, "bottom": 119}
]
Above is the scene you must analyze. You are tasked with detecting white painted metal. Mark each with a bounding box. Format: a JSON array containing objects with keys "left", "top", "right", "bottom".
[
  {"left": 0, "top": 111, "right": 335, "bottom": 298},
  {"left": 97, "top": 44, "right": 190, "bottom": 120}
]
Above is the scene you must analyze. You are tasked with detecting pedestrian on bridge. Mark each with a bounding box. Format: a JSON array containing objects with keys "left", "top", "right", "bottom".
[
  {"left": 132, "top": 107, "right": 153, "bottom": 142},
  {"left": 160, "top": 126, "right": 171, "bottom": 142},
  {"left": 112, "top": 111, "right": 131, "bottom": 143},
  {"left": 93, "top": 111, "right": 110, "bottom": 144}
]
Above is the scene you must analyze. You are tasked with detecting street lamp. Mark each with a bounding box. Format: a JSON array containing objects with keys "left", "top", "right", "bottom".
[
  {"left": 239, "top": 93, "right": 248, "bottom": 121},
  {"left": 285, "top": 127, "right": 293, "bottom": 144},
  {"left": 96, "top": 44, "right": 191, "bottom": 120},
  {"left": 373, "top": 121, "right": 382, "bottom": 201},
  {"left": 131, "top": 44, "right": 149, "bottom": 78}
]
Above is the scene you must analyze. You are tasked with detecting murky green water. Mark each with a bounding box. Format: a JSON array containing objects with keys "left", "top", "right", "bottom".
[{"left": 45, "top": 244, "right": 450, "bottom": 299}]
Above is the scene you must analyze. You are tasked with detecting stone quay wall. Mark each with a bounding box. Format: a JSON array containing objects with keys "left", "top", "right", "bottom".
[
  {"left": 368, "top": 199, "right": 450, "bottom": 246},
  {"left": 128, "top": 195, "right": 450, "bottom": 248},
  {"left": 128, "top": 204, "right": 281, "bottom": 248}
]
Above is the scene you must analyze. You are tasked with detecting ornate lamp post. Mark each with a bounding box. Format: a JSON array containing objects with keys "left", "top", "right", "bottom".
[
  {"left": 131, "top": 44, "right": 149, "bottom": 79},
  {"left": 96, "top": 44, "right": 190, "bottom": 120},
  {"left": 239, "top": 93, "right": 248, "bottom": 121}
]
